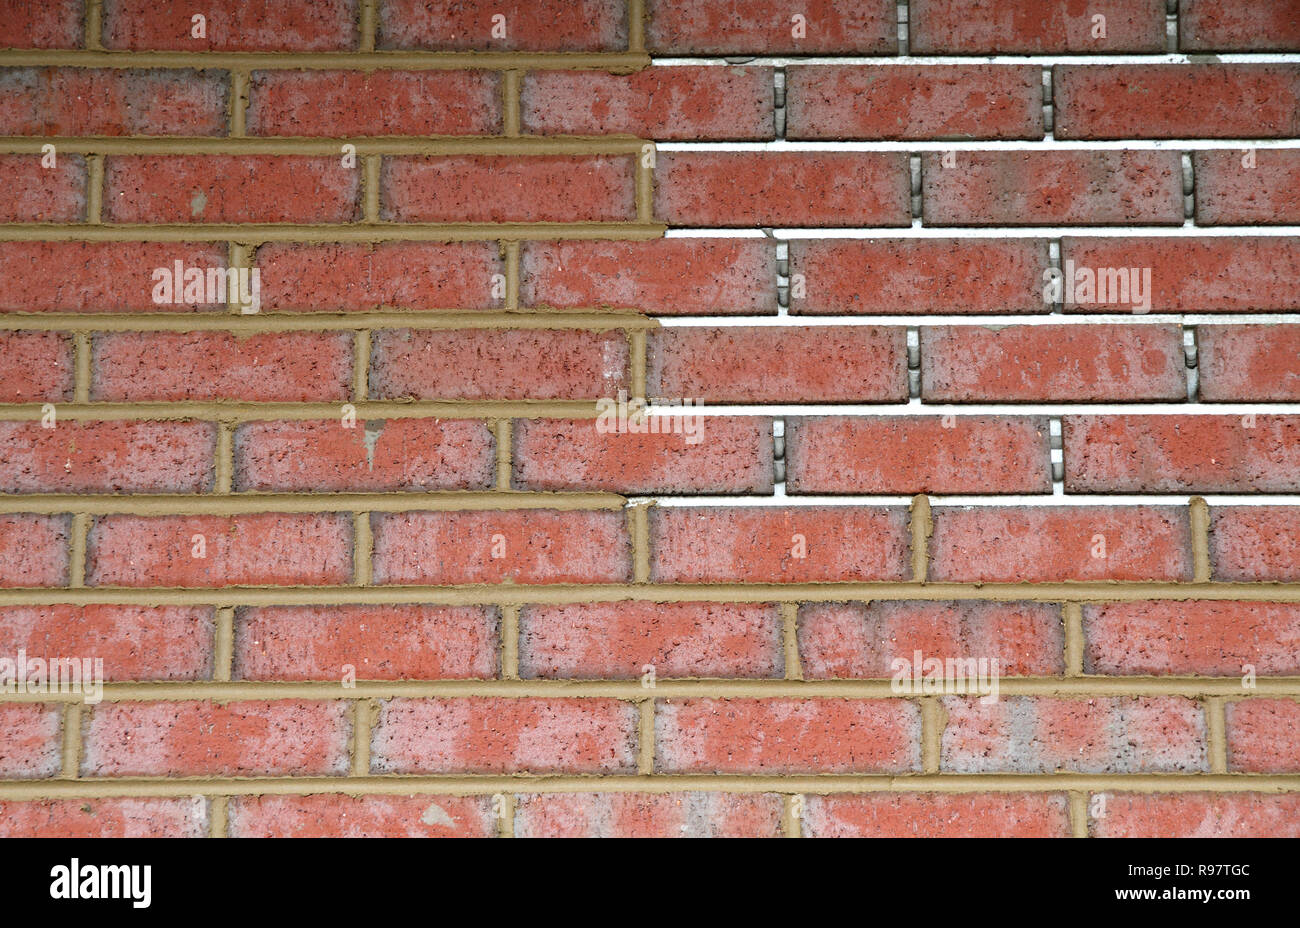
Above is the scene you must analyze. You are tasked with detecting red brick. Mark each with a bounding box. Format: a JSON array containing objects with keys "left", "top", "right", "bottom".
[
  {"left": 943, "top": 696, "right": 1207, "bottom": 773},
  {"left": 519, "top": 602, "right": 783, "bottom": 679},
  {"left": 515, "top": 792, "right": 783, "bottom": 838},
  {"left": 0, "top": 515, "right": 68, "bottom": 588},
  {"left": 0, "top": 68, "right": 227, "bottom": 135},
  {"left": 369, "top": 328, "right": 627, "bottom": 400},
  {"left": 0, "top": 332, "right": 73, "bottom": 402},
  {"left": 1060, "top": 237, "right": 1300, "bottom": 313},
  {"left": 647, "top": 0, "right": 893, "bottom": 53},
  {"left": 799, "top": 601, "right": 1064, "bottom": 678},
  {"left": 1091, "top": 793, "right": 1300, "bottom": 838},
  {"left": 247, "top": 70, "right": 501, "bottom": 136},
  {"left": 1226, "top": 699, "right": 1300, "bottom": 773},
  {"left": 0, "top": 154, "right": 84, "bottom": 221},
  {"left": 787, "top": 65, "right": 1044, "bottom": 140},
  {"left": 235, "top": 605, "right": 498, "bottom": 681},
  {"left": 0, "top": 420, "right": 215, "bottom": 493},
  {"left": 371, "top": 697, "right": 638, "bottom": 774},
  {"left": 256, "top": 242, "right": 504, "bottom": 312},
  {"left": 790, "top": 239, "right": 1049, "bottom": 315},
  {"left": 1211, "top": 507, "right": 1300, "bottom": 582},
  {"left": 1084, "top": 601, "right": 1300, "bottom": 676},
  {"left": 521, "top": 67, "right": 774, "bottom": 141},
  {"left": 650, "top": 507, "right": 910, "bottom": 583},
  {"left": 0, "top": 605, "right": 213, "bottom": 681},
  {"left": 0, "top": 704, "right": 62, "bottom": 778},
  {"left": 229, "top": 795, "right": 494, "bottom": 838},
  {"left": 804, "top": 793, "right": 1071, "bottom": 838},
  {"left": 103, "top": 0, "right": 357, "bottom": 51},
  {"left": 104, "top": 155, "right": 359, "bottom": 223},
  {"left": 521, "top": 239, "right": 777, "bottom": 315},
  {"left": 929, "top": 506, "right": 1193, "bottom": 582},
  {"left": 379, "top": 0, "right": 625, "bottom": 51},
  {"left": 0, "top": 0, "right": 82, "bottom": 48},
  {"left": 512, "top": 416, "right": 773, "bottom": 494},
  {"left": 910, "top": 0, "right": 1165, "bottom": 52},
  {"left": 382, "top": 155, "right": 635, "bottom": 223},
  {"left": 648, "top": 326, "right": 907, "bottom": 403},
  {"left": 1198, "top": 325, "right": 1300, "bottom": 401},
  {"left": 234, "top": 418, "right": 495, "bottom": 491},
  {"left": 654, "top": 152, "right": 911, "bottom": 227},
  {"left": 787, "top": 416, "right": 1051, "bottom": 495},
  {"left": 0, "top": 798, "right": 208, "bottom": 837},
  {"left": 1055, "top": 66, "right": 1300, "bottom": 139},
  {"left": 1194, "top": 150, "right": 1300, "bottom": 225},
  {"left": 656, "top": 698, "right": 920, "bottom": 773},
  {"left": 0, "top": 242, "right": 227, "bottom": 312},
  {"left": 1065, "top": 415, "right": 1300, "bottom": 493},
  {"left": 922, "top": 151, "right": 1183, "bottom": 226},
  {"left": 86, "top": 513, "right": 353, "bottom": 587},
  {"left": 92, "top": 332, "right": 352, "bottom": 402},
  {"left": 1180, "top": 0, "right": 1300, "bottom": 52},
  {"left": 371, "top": 510, "right": 631, "bottom": 585},
  {"left": 82, "top": 700, "right": 351, "bottom": 776},
  {"left": 922, "top": 325, "right": 1186, "bottom": 402}
]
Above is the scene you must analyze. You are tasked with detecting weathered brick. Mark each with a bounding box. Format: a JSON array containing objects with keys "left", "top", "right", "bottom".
[
  {"left": 799, "top": 601, "right": 1065, "bottom": 678},
  {"left": 103, "top": 0, "right": 357, "bottom": 51},
  {"left": 256, "top": 242, "right": 504, "bottom": 312},
  {"left": 787, "top": 65, "right": 1044, "bottom": 140},
  {"left": 789, "top": 239, "right": 1049, "bottom": 315},
  {"left": 0, "top": 68, "right": 227, "bottom": 135},
  {"left": 87, "top": 513, "right": 353, "bottom": 587},
  {"left": 654, "top": 152, "right": 911, "bottom": 227},
  {"left": 521, "top": 239, "right": 777, "bottom": 314},
  {"left": 93, "top": 332, "right": 353, "bottom": 402},
  {"left": 1055, "top": 66, "right": 1300, "bottom": 139},
  {"left": 519, "top": 602, "right": 783, "bottom": 679},
  {"left": 369, "top": 329, "right": 627, "bottom": 400},
  {"left": 921, "top": 151, "right": 1183, "bottom": 226},
  {"left": 1226, "top": 699, "right": 1300, "bottom": 773},
  {"left": 1210, "top": 507, "right": 1300, "bottom": 582},
  {"left": 248, "top": 70, "right": 501, "bottom": 136},
  {"left": 0, "top": 332, "right": 73, "bottom": 402},
  {"left": 371, "top": 697, "right": 639, "bottom": 773},
  {"left": 82, "top": 700, "right": 351, "bottom": 776},
  {"left": 1197, "top": 325, "right": 1300, "bottom": 401},
  {"left": 371, "top": 510, "right": 631, "bottom": 585},
  {"left": 1091, "top": 793, "right": 1300, "bottom": 838},
  {"left": 515, "top": 792, "right": 784, "bottom": 838},
  {"left": 647, "top": 0, "right": 894, "bottom": 53},
  {"left": 512, "top": 416, "right": 773, "bottom": 494},
  {"left": 0, "top": 605, "right": 213, "bottom": 680},
  {"left": 929, "top": 506, "right": 1194, "bottom": 582},
  {"left": 922, "top": 325, "right": 1186, "bottom": 402},
  {"left": 1194, "top": 150, "right": 1300, "bottom": 225},
  {"left": 648, "top": 326, "right": 908, "bottom": 403},
  {"left": 234, "top": 605, "right": 498, "bottom": 681},
  {"left": 0, "top": 798, "right": 208, "bottom": 838},
  {"left": 0, "top": 515, "right": 68, "bottom": 588},
  {"left": 786, "top": 416, "right": 1052, "bottom": 494},
  {"left": 1065, "top": 415, "right": 1300, "bottom": 493},
  {"left": 1084, "top": 601, "right": 1300, "bottom": 676},
  {"left": 0, "top": 420, "right": 215, "bottom": 493},
  {"left": 656, "top": 698, "right": 920, "bottom": 773},
  {"left": 804, "top": 794, "right": 1072, "bottom": 838},
  {"left": 0, "top": 0, "right": 82, "bottom": 48},
  {"left": 650, "top": 507, "right": 911, "bottom": 583},
  {"left": 0, "top": 704, "right": 62, "bottom": 779},
  {"left": 943, "top": 696, "right": 1207, "bottom": 773},
  {"left": 0, "top": 154, "right": 85, "bottom": 221},
  {"left": 1180, "top": 0, "right": 1300, "bottom": 52},
  {"left": 229, "top": 795, "right": 494, "bottom": 838},
  {"left": 379, "top": 0, "right": 625, "bottom": 51},
  {"left": 104, "top": 155, "right": 360, "bottom": 223},
  {"left": 910, "top": 0, "right": 1165, "bottom": 52},
  {"left": 521, "top": 67, "right": 774, "bottom": 140},
  {"left": 234, "top": 418, "right": 495, "bottom": 492}
]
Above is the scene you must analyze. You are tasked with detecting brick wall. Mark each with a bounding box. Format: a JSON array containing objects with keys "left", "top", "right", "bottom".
[{"left": 0, "top": 0, "right": 1298, "bottom": 838}]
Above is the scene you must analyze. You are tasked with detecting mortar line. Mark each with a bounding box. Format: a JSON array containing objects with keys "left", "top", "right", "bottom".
[
  {"left": 636, "top": 143, "right": 655, "bottom": 222},
  {"left": 494, "top": 420, "right": 514, "bottom": 489},
  {"left": 1206, "top": 696, "right": 1229, "bottom": 774},
  {"left": 637, "top": 699, "right": 655, "bottom": 774},
  {"left": 68, "top": 513, "right": 88, "bottom": 588},
  {"left": 4, "top": 772, "right": 1298, "bottom": 800},
  {"left": 359, "top": 0, "right": 377, "bottom": 53},
  {"left": 1063, "top": 603, "right": 1085, "bottom": 676},
  {"left": 497, "top": 793, "right": 515, "bottom": 837},
  {"left": 500, "top": 604, "right": 520, "bottom": 680},
  {"left": 352, "top": 330, "right": 371, "bottom": 401},
  {"left": 502, "top": 70, "right": 522, "bottom": 137},
  {"left": 363, "top": 154, "right": 382, "bottom": 222},
  {"left": 72, "top": 333, "right": 92, "bottom": 403},
  {"left": 209, "top": 796, "right": 229, "bottom": 837},
  {"left": 920, "top": 697, "right": 944, "bottom": 774},
  {"left": 211, "top": 422, "right": 234, "bottom": 494},
  {"left": 1068, "top": 791, "right": 1089, "bottom": 837},
  {"left": 0, "top": 311, "right": 658, "bottom": 333},
  {"left": 629, "top": 503, "right": 651, "bottom": 583},
  {"left": 0, "top": 400, "right": 606, "bottom": 422},
  {"left": 0, "top": 222, "right": 667, "bottom": 242},
  {"left": 351, "top": 699, "right": 374, "bottom": 777},
  {"left": 84, "top": 155, "right": 104, "bottom": 224},
  {"left": 0, "top": 51, "right": 653, "bottom": 70},
  {"left": 60, "top": 702, "right": 82, "bottom": 779},
  {"left": 0, "top": 137, "right": 659, "bottom": 156},
  {"left": 1189, "top": 496, "right": 1212, "bottom": 582},
  {"left": 909, "top": 493, "right": 931, "bottom": 583},
  {"left": 502, "top": 240, "right": 520, "bottom": 312},
  {"left": 780, "top": 602, "right": 803, "bottom": 681},
  {"left": 627, "top": 0, "right": 646, "bottom": 53},
  {"left": 628, "top": 329, "right": 647, "bottom": 401},
  {"left": 213, "top": 606, "right": 235, "bottom": 683},
  {"left": 782, "top": 794, "right": 802, "bottom": 837},
  {"left": 84, "top": 0, "right": 103, "bottom": 50},
  {"left": 229, "top": 72, "right": 249, "bottom": 137},
  {"left": 226, "top": 242, "right": 253, "bottom": 315},
  {"left": 353, "top": 512, "right": 373, "bottom": 586}
]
